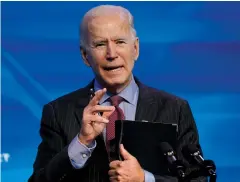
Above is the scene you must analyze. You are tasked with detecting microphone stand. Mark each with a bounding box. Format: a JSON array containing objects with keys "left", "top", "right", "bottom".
[
  {"left": 209, "top": 173, "right": 217, "bottom": 182},
  {"left": 204, "top": 160, "right": 217, "bottom": 182},
  {"left": 183, "top": 160, "right": 217, "bottom": 182},
  {"left": 167, "top": 160, "right": 187, "bottom": 182},
  {"left": 183, "top": 172, "right": 216, "bottom": 182}
]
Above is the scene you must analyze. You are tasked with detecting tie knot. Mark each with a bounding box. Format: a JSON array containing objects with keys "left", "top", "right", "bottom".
[{"left": 109, "top": 95, "right": 124, "bottom": 106}]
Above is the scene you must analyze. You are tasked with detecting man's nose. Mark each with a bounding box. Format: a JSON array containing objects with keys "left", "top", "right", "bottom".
[{"left": 106, "top": 42, "right": 118, "bottom": 61}]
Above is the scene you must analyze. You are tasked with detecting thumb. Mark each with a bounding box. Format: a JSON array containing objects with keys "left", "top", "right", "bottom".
[{"left": 120, "top": 144, "right": 133, "bottom": 160}]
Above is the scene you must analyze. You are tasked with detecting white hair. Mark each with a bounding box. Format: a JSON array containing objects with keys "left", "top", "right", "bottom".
[{"left": 79, "top": 5, "right": 137, "bottom": 49}]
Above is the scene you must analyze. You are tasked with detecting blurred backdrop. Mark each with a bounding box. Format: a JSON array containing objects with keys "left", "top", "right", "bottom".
[{"left": 1, "top": 1, "right": 240, "bottom": 182}]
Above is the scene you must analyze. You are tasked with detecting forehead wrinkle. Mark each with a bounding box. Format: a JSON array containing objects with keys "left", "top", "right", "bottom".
[{"left": 88, "top": 18, "right": 131, "bottom": 39}]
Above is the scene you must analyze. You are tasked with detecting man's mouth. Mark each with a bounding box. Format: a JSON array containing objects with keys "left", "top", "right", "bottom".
[{"left": 103, "top": 66, "right": 123, "bottom": 72}]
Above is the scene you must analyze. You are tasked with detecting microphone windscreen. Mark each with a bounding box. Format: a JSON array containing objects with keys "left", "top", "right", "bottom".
[
  {"left": 159, "top": 142, "right": 173, "bottom": 153},
  {"left": 182, "top": 144, "right": 201, "bottom": 161},
  {"left": 187, "top": 144, "right": 199, "bottom": 154}
]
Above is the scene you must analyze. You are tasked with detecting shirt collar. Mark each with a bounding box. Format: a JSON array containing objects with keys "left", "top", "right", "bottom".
[{"left": 94, "top": 75, "right": 138, "bottom": 106}]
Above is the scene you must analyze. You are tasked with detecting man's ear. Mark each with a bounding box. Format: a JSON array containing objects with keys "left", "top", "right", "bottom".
[
  {"left": 133, "top": 37, "right": 139, "bottom": 61},
  {"left": 80, "top": 46, "right": 91, "bottom": 67}
]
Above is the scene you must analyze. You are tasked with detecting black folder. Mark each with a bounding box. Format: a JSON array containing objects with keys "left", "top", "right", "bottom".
[{"left": 114, "top": 120, "right": 178, "bottom": 175}]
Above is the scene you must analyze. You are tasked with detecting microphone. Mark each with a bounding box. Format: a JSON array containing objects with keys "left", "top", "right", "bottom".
[
  {"left": 159, "top": 142, "right": 186, "bottom": 179},
  {"left": 182, "top": 144, "right": 217, "bottom": 179}
]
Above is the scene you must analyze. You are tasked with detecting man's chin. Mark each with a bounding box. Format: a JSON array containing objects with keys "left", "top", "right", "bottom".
[
  {"left": 97, "top": 74, "right": 131, "bottom": 90},
  {"left": 106, "top": 81, "right": 124, "bottom": 88},
  {"left": 102, "top": 79, "right": 128, "bottom": 93}
]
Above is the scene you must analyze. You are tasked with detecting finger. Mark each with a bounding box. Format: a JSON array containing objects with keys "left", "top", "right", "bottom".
[
  {"left": 89, "top": 88, "right": 106, "bottom": 106},
  {"left": 109, "top": 160, "right": 122, "bottom": 169},
  {"left": 108, "top": 169, "right": 118, "bottom": 176},
  {"left": 109, "top": 177, "right": 118, "bottom": 182},
  {"left": 120, "top": 144, "right": 133, "bottom": 160},
  {"left": 88, "top": 114, "right": 109, "bottom": 124},
  {"left": 90, "top": 105, "right": 115, "bottom": 114},
  {"left": 109, "top": 175, "right": 122, "bottom": 182},
  {"left": 102, "top": 107, "right": 115, "bottom": 118}
]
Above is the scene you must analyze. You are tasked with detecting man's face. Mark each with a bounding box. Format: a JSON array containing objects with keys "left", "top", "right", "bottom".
[{"left": 81, "top": 14, "right": 139, "bottom": 91}]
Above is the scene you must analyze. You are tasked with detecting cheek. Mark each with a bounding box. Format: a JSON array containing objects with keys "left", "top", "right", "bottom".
[
  {"left": 120, "top": 51, "right": 136, "bottom": 68},
  {"left": 118, "top": 46, "right": 135, "bottom": 58},
  {"left": 89, "top": 51, "right": 106, "bottom": 67}
]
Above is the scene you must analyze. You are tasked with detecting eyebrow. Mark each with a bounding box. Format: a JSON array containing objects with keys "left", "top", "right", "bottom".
[
  {"left": 93, "top": 38, "right": 127, "bottom": 43},
  {"left": 115, "top": 38, "right": 127, "bottom": 41},
  {"left": 92, "top": 40, "right": 107, "bottom": 44}
]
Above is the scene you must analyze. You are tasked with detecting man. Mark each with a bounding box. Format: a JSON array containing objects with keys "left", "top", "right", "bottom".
[{"left": 29, "top": 5, "right": 206, "bottom": 182}]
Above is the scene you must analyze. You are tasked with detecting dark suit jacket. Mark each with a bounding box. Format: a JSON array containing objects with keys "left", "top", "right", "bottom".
[{"left": 28, "top": 78, "right": 206, "bottom": 182}]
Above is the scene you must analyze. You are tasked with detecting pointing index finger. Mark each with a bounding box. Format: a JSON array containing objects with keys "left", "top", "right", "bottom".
[{"left": 89, "top": 88, "right": 107, "bottom": 106}]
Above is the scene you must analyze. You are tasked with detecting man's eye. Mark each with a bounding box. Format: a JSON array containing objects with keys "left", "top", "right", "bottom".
[
  {"left": 96, "top": 43, "right": 105, "bottom": 47},
  {"left": 116, "top": 40, "right": 125, "bottom": 44}
]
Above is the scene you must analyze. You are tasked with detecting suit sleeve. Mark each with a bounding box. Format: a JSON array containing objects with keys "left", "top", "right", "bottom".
[
  {"left": 153, "top": 100, "right": 207, "bottom": 182},
  {"left": 28, "top": 104, "right": 89, "bottom": 182}
]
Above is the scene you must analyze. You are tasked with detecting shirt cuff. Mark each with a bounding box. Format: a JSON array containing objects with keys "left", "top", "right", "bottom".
[
  {"left": 68, "top": 134, "right": 96, "bottom": 169},
  {"left": 144, "top": 170, "right": 155, "bottom": 182}
]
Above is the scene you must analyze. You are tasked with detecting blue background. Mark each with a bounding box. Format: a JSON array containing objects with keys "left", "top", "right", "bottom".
[{"left": 1, "top": 1, "right": 240, "bottom": 182}]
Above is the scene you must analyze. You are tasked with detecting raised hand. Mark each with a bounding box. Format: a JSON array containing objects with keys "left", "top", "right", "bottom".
[{"left": 79, "top": 88, "right": 115, "bottom": 145}]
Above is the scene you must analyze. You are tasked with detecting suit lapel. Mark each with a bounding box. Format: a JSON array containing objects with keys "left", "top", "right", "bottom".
[
  {"left": 74, "top": 81, "right": 93, "bottom": 126},
  {"left": 135, "top": 78, "right": 159, "bottom": 123}
]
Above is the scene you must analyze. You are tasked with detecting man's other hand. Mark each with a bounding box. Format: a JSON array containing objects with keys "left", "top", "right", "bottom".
[{"left": 109, "top": 144, "right": 145, "bottom": 182}]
